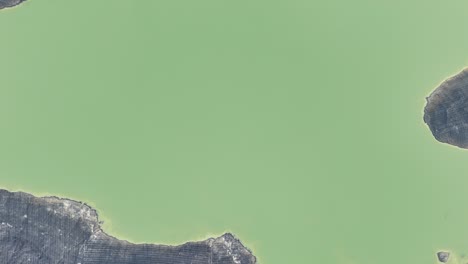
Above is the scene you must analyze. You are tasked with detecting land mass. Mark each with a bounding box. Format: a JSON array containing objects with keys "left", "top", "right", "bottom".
[
  {"left": 424, "top": 68, "right": 468, "bottom": 148},
  {"left": 0, "top": 0, "right": 25, "bottom": 9},
  {"left": 0, "top": 189, "right": 257, "bottom": 264}
]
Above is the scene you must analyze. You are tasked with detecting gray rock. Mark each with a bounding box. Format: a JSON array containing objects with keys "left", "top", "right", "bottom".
[
  {"left": 0, "top": 0, "right": 26, "bottom": 10},
  {"left": 424, "top": 68, "right": 468, "bottom": 148},
  {"left": 437, "top": 251, "right": 450, "bottom": 263},
  {"left": 0, "top": 189, "right": 257, "bottom": 264}
]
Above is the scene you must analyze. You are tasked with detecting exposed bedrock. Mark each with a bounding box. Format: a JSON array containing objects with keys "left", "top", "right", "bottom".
[{"left": 0, "top": 189, "right": 257, "bottom": 264}]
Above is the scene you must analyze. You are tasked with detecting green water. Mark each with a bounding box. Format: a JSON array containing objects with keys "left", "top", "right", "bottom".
[{"left": 2, "top": 0, "right": 468, "bottom": 263}]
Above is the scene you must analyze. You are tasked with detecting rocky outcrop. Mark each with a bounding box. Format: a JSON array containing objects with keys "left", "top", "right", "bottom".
[
  {"left": 0, "top": 0, "right": 26, "bottom": 10},
  {"left": 0, "top": 189, "right": 256, "bottom": 264},
  {"left": 437, "top": 251, "right": 450, "bottom": 263},
  {"left": 424, "top": 68, "right": 468, "bottom": 148}
]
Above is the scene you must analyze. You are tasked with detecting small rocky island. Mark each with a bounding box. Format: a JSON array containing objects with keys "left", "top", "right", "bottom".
[
  {"left": 424, "top": 68, "right": 468, "bottom": 148},
  {"left": 0, "top": 189, "right": 256, "bottom": 264},
  {"left": 437, "top": 251, "right": 450, "bottom": 263},
  {"left": 0, "top": 0, "right": 26, "bottom": 9}
]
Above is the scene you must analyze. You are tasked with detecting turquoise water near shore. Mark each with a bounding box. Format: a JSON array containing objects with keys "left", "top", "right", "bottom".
[{"left": 3, "top": 1, "right": 468, "bottom": 263}]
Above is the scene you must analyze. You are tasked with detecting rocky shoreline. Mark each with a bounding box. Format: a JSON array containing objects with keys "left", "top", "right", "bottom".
[{"left": 0, "top": 189, "right": 256, "bottom": 264}]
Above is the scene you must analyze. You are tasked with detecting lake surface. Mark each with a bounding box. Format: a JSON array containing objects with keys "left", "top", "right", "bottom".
[{"left": 2, "top": 1, "right": 468, "bottom": 263}]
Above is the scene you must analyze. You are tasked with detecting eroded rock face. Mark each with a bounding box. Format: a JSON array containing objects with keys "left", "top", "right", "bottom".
[
  {"left": 0, "top": 189, "right": 257, "bottom": 264},
  {"left": 0, "top": 0, "right": 26, "bottom": 9},
  {"left": 424, "top": 68, "right": 468, "bottom": 148}
]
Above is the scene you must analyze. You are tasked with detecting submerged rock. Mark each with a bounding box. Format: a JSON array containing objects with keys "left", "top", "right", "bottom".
[
  {"left": 424, "top": 68, "right": 468, "bottom": 148},
  {"left": 0, "top": 0, "right": 26, "bottom": 9},
  {"left": 0, "top": 189, "right": 257, "bottom": 264},
  {"left": 437, "top": 251, "right": 450, "bottom": 263}
]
